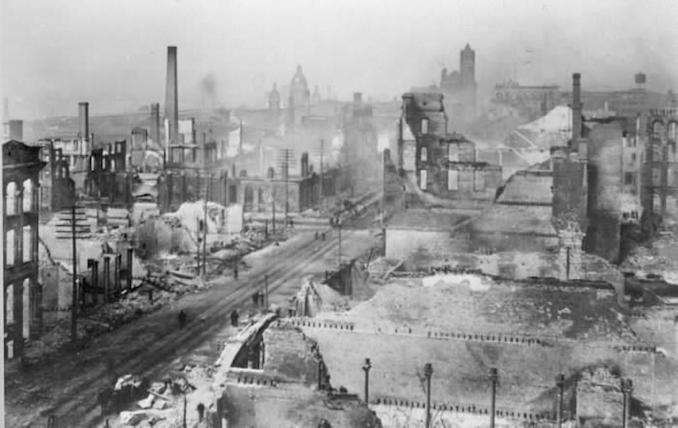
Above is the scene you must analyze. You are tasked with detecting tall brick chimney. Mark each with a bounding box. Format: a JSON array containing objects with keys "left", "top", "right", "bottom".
[
  {"left": 165, "top": 46, "right": 179, "bottom": 147},
  {"left": 571, "top": 73, "right": 582, "bottom": 143},
  {"left": 301, "top": 152, "right": 309, "bottom": 177},
  {"left": 150, "top": 103, "right": 161, "bottom": 145},
  {"left": 78, "top": 102, "right": 89, "bottom": 139}
]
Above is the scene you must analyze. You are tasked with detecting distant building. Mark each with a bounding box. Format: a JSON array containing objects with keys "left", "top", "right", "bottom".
[
  {"left": 493, "top": 81, "right": 560, "bottom": 121},
  {"left": 267, "top": 83, "right": 281, "bottom": 111},
  {"left": 3, "top": 140, "right": 46, "bottom": 360},
  {"left": 439, "top": 44, "right": 477, "bottom": 122},
  {"left": 290, "top": 65, "right": 311, "bottom": 113}
]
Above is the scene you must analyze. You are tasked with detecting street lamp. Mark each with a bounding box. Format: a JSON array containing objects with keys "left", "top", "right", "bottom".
[
  {"left": 556, "top": 374, "right": 565, "bottom": 428},
  {"left": 362, "top": 358, "right": 372, "bottom": 403},
  {"left": 424, "top": 363, "right": 433, "bottom": 428},
  {"left": 621, "top": 379, "right": 633, "bottom": 428},
  {"left": 489, "top": 368, "right": 499, "bottom": 428}
]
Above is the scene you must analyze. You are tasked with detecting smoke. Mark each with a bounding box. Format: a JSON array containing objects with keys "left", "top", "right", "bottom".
[{"left": 200, "top": 73, "right": 218, "bottom": 108}]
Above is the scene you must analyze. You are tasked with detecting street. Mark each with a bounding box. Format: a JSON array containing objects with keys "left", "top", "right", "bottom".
[{"left": 5, "top": 228, "right": 378, "bottom": 427}]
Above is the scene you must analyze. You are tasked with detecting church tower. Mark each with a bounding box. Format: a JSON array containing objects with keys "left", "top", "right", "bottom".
[
  {"left": 460, "top": 44, "right": 475, "bottom": 87},
  {"left": 459, "top": 43, "right": 477, "bottom": 118},
  {"left": 268, "top": 83, "right": 281, "bottom": 111}
]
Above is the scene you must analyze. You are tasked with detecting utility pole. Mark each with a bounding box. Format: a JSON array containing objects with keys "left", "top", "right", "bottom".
[
  {"left": 622, "top": 379, "right": 633, "bottom": 428},
  {"left": 380, "top": 150, "right": 385, "bottom": 228},
  {"left": 202, "top": 174, "right": 209, "bottom": 278},
  {"left": 277, "top": 148, "right": 295, "bottom": 229},
  {"left": 489, "top": 368, "right": 498, "bottom": 428},
  {"left": 424, "top": 363, "right": 433, "bottom": 428},
  {"left": 556, "top": 374, "right": 565, "bottom": 428},
  {"left": 71, "top": 204, "right": 78, "bottom": 343},
  {"left": 319, "top": 139, "right": 324, "bottom": 205},
  {"left": 362, "top": 358, "right": 372, "bottom": 404},
  {"left": 264, "top": 274, "right": 269, "bottom": 308}
]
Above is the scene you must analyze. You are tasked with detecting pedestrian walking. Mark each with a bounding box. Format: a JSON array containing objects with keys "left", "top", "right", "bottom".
[
  {"left": 234, "top": 264, "right": 239, "bottom": 280},
  {"left": 252, "top": 292, "right": 259, "bottom": 306},
  {"left": 197, "top": 403, "right": 205, "bottom": 421},
  {"left": 178, "top": 310, "right": 187, "bottom": 329},
  {"left": 230, "top": 309, "right": 239, "bottom": 327}
]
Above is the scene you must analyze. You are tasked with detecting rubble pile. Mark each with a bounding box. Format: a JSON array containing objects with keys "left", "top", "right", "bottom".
[{"left": 621, "top": 229, "right": 678, "bottom": 285}]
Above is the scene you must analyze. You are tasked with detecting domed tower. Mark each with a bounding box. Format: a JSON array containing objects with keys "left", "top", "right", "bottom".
[
  {"left": 268, "top": 83, "right": 281, "bottom": 111},
  {"left": 290, "top": 65, "right": 310, "bottom": 110}
]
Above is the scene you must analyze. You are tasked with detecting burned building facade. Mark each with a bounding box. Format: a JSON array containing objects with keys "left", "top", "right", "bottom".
[
  {"left": 84, "top": 140, "right": 134, "bottom": 207},
  {"left": 3, "top": 140, "right": 46, "bottom": 360},
  {"left": 398, "top": 92, "right": 502, "bottom": 206},
  {"left": 642, "top": 108, "right": 678, "bottom": 222}
]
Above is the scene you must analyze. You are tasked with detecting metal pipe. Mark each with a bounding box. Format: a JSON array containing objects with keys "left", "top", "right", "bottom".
[
  {"left": 362, "top": 358, "right": 372, "bottom": 403},
  {"left": 622, "top": 379, "right": 633, "bottom": 428},
  {"left": 490, "top": 368, "right": 498, "bottom": 428},
  {"left": 126, "top": 248, "right": 133, "bottom": 290},
  {"left": 103, "top": 256, "right": 110, "bottom": 303},
  {"left": 556, "top": 374, "right": 565, "bottom": 428},
  {"left": 424, "top": 363, "right": 433, "bottom": 428}
]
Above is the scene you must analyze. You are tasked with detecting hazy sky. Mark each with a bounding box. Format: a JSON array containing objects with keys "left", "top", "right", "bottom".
[{"left": 2, "top": 0, "right": 677, "bottom": 119}]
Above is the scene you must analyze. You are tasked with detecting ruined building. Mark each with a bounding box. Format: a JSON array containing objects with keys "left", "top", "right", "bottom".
[
  {"left": 84, "top": 140, "right": 134, "bottom": 207},
  {"left": 439, "top": 43, "right": 477, "bottom": 122},
  {"left": 35, "top": 102, "right": 94, "bottom": 193},
  {"left": 642, "top": 108, "right": 678, "bottom": 222},
  {"left": 397, "top": 92, "right": 502, "bottom": 207},
  {"left": 3, "top": 140, "right": 46, "bottom": 360}
]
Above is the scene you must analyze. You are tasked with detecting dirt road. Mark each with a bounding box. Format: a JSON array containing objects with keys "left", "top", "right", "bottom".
[{"left": 5, "top": 229, "right": 377, "bottom": 427}]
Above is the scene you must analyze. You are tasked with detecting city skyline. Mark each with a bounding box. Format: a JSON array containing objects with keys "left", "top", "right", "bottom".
[{"left": 2, "top": 0, "right": 677, "bottom": 119}]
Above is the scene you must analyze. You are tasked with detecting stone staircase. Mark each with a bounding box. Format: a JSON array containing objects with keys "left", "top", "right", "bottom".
[{"left": 55, "top": 206, "right": 92, "bottom": 240}]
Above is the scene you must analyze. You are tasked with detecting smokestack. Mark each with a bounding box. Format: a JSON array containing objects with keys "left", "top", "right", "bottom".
[
  {"left": 301, "top": 152, "right": 309, "bottom": 177},
  {"left": 165, "top": 46, "right": 179, "bottom": 147},
  {"left": 571, "top": 73, "right": 582, "bottom": 143},
  {"left": 78, "top": 102, "right": 89, "bottom": 139},
  {"left": 150, "top": 103, "right": 160, "bottom": 145}
]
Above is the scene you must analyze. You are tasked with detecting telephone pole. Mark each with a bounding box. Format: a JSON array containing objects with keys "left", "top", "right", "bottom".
[
  {"left": 277, "top": 148, "right": 296, "bottom": 228},
  {"left": 319, "top": 139, "right": 324, "bottom": 204},
  {"left": 71, "top": 204, "right": 78, "bottom": 343}
]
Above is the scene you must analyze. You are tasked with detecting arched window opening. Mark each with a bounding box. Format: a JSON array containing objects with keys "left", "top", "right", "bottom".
[
  {"left": 6, "top": 229, "right": 16, "bottom": 266},
  {"left": 6, "top": 284, "right": 14, "bottom": 325},
  {"left": 22, "top": 179, "right": 34, "bottom": 212},
  {"left": 6, "top": 182, "right": 17, "bottom": 216},
  {"left": 23, "top": 226, "right": 32, "bottom": 263},
  {"left": 22, "top": 278, "right": 30, "bottom": 339}
]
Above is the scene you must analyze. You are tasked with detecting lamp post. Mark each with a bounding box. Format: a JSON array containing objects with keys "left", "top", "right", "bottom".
[
  {"left": 362, "top": 358, "right": 372, "bottom": 404},
  {"left": 556, "top": 374, "right": 565, "bottom": 428},
  {"left": 424, "top": 363, "right": 433, "bottom": 428},
  {"left": 490, "top": 368, "right": 499, "bottom": 428},
  {"left": 622, "top": 379, "right": 633, "bottom": 428}
]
